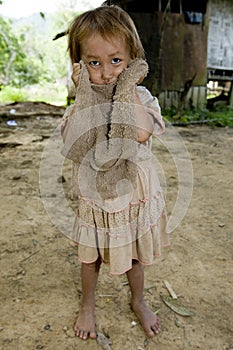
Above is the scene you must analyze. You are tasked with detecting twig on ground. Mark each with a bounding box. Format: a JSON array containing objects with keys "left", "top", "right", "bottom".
[{"left": 163, "top": 280, "right": 178, "bottom": 299}]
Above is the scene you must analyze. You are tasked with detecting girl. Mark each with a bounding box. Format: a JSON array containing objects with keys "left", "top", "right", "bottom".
[{"left": 61, "top": 5, "right": 169, "bottom": 341}]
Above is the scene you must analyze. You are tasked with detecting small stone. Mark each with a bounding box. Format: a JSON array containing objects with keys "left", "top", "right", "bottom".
[
  {"left": 44, "top": 324, "right": 51, "bottom": 330},
  {"left": 67, "top": 330, "right": 75, "bottom": 338},
  {"left": 7, "top": 119, "right": 17, "bottom": 126},
  {"left": 131, "top": 321, "right": 137, "bottom": 327},
  {"left": 12, "top": 175, "right": 21, "bottom": 180},
  {"left": 48, "top": 193, "right": 57, "bottom": 198},
  {"left": 32, "top": 239, "right": 38, "bottom": 246},
  {"left": 57, "top": 176, "right": 66, "bottom": 183}
]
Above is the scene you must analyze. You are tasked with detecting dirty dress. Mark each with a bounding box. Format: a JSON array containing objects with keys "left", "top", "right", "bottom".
[{"left": 61, "top": 85, "right": 170, "bottom": 274}]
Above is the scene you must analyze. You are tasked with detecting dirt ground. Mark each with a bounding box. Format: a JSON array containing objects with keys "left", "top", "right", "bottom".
[{"left": 0, "top": 102, "right": 232, "bottom": 350}]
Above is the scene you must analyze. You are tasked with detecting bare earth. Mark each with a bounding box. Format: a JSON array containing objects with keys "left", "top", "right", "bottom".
[{"left": 0, "top": 102, "right": 232, "bottom": 350}]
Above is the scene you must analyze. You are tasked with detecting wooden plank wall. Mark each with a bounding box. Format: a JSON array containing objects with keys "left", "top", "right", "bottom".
[{"left": 158, "top": 86, "right": 207, "bottom": 110}]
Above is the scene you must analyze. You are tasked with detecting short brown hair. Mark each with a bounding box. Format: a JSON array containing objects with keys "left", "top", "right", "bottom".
[{"left": 68, "top": 5, "right": 145, "bottom": 64}]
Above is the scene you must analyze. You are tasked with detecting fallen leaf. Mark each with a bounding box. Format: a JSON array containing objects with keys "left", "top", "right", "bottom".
[
  {"left": 96, "top": 332, "right": 112, "bottom": 350},
  {"left": 161, "top": 295, "right": 194, "bottom": 317}
]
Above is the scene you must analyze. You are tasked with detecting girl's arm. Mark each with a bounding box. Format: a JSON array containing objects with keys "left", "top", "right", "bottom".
[
  {"left": 134, "top": 87, "right": 165, "bottom": 143},
  {"left": 134, "top": 89, "right": 154, "bottom": 143}
]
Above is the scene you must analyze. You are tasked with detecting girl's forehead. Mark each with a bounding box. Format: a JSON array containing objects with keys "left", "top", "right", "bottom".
[
  {"left": 81, "top": 32, "right": 128, "bottom": 49},
  {"left": 81, "top": 33, "right": 130, "bottom": 56},
  {"left": 85, "top": 31, "right": 125, "bottom": 42}
]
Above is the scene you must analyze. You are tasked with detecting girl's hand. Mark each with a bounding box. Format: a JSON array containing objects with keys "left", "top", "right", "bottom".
[{"left": 71, "top": 63, "right": 81, "bottom": 87}]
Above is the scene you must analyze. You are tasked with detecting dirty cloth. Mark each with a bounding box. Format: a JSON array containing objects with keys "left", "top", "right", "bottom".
[{"left": 61, "top": 62, "right": 169, "bottom": 274}]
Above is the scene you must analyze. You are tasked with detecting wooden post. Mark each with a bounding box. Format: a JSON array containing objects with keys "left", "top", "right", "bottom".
[{"left": 229, "top": 82, "right": 233, "bottom": 107}]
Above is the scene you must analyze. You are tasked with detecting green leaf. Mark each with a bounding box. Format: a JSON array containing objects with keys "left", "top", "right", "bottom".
[
  {"left": 40, "top": 12, "right": 45, "bottom": 19},
  {"left": 161, "top": 295, "right": 195, "bottom": 317}
]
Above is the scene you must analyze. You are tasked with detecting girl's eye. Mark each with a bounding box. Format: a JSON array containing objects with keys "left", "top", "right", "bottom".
[
  {"left": 112, "top": 58, "right": 121, "bottom": 64},
  {"left": 89, "top": 61, "right": 100, "bottom": 66}
]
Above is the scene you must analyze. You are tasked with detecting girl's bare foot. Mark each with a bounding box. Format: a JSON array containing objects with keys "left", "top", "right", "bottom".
[
  {"left": 131, "top": 299, "right": 161, "bottom": 337},
  {"left": 74, "top": 304, "right": 96, "bottom": 340}
]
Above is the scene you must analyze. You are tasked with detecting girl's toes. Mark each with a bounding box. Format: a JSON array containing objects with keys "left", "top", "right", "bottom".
[
  {"left": 152, "top": 326, "right": 160, "bottom": 335},
  {"left": 80, "top": 330, "right": 88, "bottom": 340},
  {"left": 89, "top": 330, "right": 97, "bottom": 339},
  {"left": 74, "top": 327, "right": 80, "bottom": 337},
  {"left": 83, "top": 331, "right": 89, "bottom": 340},
  {"left": 146, "top": 328, "right": 155, "bottom": 337},
  {"left": 152, "top": 323, "right": 161, "bottom": 335}
]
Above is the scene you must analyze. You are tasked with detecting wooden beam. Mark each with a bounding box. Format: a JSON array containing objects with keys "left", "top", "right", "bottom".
[{"left": 229, "top": 82, "right": 233, "bottom": 107}]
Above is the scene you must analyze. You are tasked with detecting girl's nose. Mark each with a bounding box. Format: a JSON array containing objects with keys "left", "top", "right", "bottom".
[{"left": 101, "top": 65, "right": 112, "bottom": 81}]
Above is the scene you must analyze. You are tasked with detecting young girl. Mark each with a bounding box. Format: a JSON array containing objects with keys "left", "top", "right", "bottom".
[{"left": 61, "top": 5, "right": 169, "bottom": 341}]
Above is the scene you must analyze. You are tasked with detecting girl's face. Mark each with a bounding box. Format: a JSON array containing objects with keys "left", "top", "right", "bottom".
[{"left": 80, "top": 33, "right": 131, "bottom": 85}]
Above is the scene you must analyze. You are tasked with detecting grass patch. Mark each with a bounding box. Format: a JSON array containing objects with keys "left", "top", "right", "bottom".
[
  {"left": 163, "top": 105, "right": 233, "bottom": 127},
  {"left": 0, "top": 86, "right": 30, "bottom": 103},
  {"left": 0, "top": 83, "right": 67, "bottom": 106}
]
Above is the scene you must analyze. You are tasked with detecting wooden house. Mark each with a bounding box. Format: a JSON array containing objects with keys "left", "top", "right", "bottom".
[
  {"left": 105, "top": 0, "right": 209, "bottom": 111},
  {"left": 207, "top": 0, "right": 233, "bottom": 107},
  {"left": 59, "top": 0, "right": 233, "bottom": 109},
  {"left": 105, "top": 0, "right": 233, "bottom": 109}
]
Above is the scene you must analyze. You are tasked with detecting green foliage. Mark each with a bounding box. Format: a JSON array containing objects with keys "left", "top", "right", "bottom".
[
  {"left": 204, "top": 106, "right": 233, "bottom": 127},
  {"left": 11, "top": 13, "right": 68, "bottom": 84},
  {"left": 0, "top": 16, "right": 43, "bottom": 87},
  {"left": 0, "top": 86, "right": 30, "bottom": 102},
  {"left": 163, "top": 105, "right": 233, "bottom": 127},
  {"left": 0, "top": 83, "right": 67, "bottom": 105},
  {"left": 0, "top": 8, "right": 70, "bottom": 90},
  {"left": 0, "top": 1, "right": 95, "bottom": 100}
]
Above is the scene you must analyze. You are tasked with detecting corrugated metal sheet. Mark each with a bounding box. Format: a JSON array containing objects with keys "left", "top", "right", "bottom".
[{"left": 208, "top": 0, "right": 233, "bottom": 69}]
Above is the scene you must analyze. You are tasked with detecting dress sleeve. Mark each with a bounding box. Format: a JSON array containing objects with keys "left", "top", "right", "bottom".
[
  {"left": 137, "top": 86, "right": 165, "bottom": 136},
  {"left": 60, "top": 104, "right": 75, "bottom": 142}
]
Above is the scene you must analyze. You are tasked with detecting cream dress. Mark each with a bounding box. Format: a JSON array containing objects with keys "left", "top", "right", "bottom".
[{"left": 62, "top": 86, "right": 170, "bottom": 274}]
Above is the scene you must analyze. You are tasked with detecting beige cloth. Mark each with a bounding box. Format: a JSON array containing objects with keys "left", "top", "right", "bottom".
[
  {"left": 61, "top": 80, "right": 169, "bottom": 274},
  {"left": 62, "top": 59, "right": 148, "bottom": 200}
]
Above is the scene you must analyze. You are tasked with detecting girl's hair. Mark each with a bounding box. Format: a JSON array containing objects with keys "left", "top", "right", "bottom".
[{"left": 68, "top": 5, "right": 145, "bottom": 63}]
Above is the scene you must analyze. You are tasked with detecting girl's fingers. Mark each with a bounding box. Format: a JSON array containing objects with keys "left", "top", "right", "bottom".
[
  {"left": 73, "top": 62, "right": 81, "bottom": 70},
  {"left": 72, "top": 63, "right": 81, "bottom": 86}
]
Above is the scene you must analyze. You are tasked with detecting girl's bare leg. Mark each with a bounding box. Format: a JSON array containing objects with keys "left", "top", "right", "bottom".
[
  {"left": 74, "top": 258, "right": 101, "bottom": 340},
  {"left": 126, "top": 260, "right": 161, "bottom": 337}
]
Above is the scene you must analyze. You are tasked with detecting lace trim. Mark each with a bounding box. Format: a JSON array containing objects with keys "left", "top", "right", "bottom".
[{"left": 74, "top": 192, "right": 165, "bottom": 239}]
